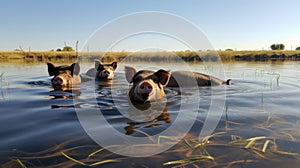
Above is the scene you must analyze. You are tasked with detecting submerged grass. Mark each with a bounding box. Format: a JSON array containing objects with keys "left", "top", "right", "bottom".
[
  {"left": 231, "top": 135, "right": 299, "bottom": 156},
  {"left": 62, "top": 152, "right": 120, "bottom": 167},
  {"left": 61, "top": 152, "right": 87, "bottom": 166},
  {"left": 2, "top": 106, "right": 300, "bottom": 167},
  {"left": 163, "top": 155, "right": 214, "bottom": 166},
  {"left": 15, "top": 158, "right": 27, "bottom": 168},
  {"left": 3, "top": 130, "right": 300, "bottom": 167}
]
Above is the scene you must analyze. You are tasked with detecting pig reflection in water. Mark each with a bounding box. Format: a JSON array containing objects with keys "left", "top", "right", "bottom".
[
  {"left": 124, "top": 108, "right": 171, "bottom": 135},
  {"left": 125, "top": 66, "right": 231, "bottom": 104},
  {"left": 47, "top": 62, "right": 81, "bottom": 90}
]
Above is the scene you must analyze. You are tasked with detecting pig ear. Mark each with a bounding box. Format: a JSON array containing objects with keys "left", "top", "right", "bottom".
[
  {"left": 111, "top": 62, "right": 118, "bottom": 70},
  {"left": 70, "top": 63, "right": 80, "bottom": 75},
  {"left": 154, "top": 69, "right": 171, "bottom": 86},
  {"left": 47, "top": 62, "right": 56, "bottom": 76},
  {"left": 124, "top": 66, "right": 136, "bottom": 83},
  {"left": 96, "top": 61, "right": 104, "bottom": 70},
  {"left": 94, "top": 60, "right": 102, "bottom": 69}
]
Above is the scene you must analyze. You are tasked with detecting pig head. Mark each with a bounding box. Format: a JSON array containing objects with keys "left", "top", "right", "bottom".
[
  {"left": 86, "top": 61, "right": 117, "bottom": 80},
  {"left": 125, "top": 66, "right": 171, "bottom": 104},
  {"left": 47, "top": 62, "right": 81, "bottom": 87}
]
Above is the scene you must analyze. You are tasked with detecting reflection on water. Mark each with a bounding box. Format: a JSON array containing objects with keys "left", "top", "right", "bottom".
[
  {"left": 124, "top": 108, "right": 171, "bottom": 135},
  {"left": 0, "top": 61, "right": 300, "bottom": 167}
]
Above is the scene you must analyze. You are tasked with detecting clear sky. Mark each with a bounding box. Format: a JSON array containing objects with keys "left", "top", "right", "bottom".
[{"left": 1, "top": 0, "right": 300, "bottom": 51}]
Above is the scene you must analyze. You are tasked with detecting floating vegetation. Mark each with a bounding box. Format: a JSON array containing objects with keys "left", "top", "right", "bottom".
[
  {"left": 88, "top": 145, "right": 123, "bottom": 159},
  {"left": 2, "top": 129, "right": 300, "bottom": 167},
  {"left": 157, "top": 135, "right": 180, "bottom": 144},
  {"left": 62, "top": 152, "right": 120, "bottom": 167},
  {"left": 15, "top": 158, "right": 27, "bottom": 168},
  {"left": 61, "top": 152, "right": 87, "bottom": 166},
  {"left": 225, "top": 159, "right": 258, "bottom": 168},
  {"left": 230, "top": 135, "right": 299, "bottom": 156},
  {"left": 244, "top": 136, "right": 268, "bottom": 149},
  {"left": 262, "top": 140, "right": 271, "bottom": 153},
  {"left": 163, "top": 155, "right": 214, "bottom": 166}
]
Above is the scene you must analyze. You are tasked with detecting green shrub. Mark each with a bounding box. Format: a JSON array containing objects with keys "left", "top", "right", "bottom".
[
  {"left": 271, "top": 44, "right": 285, "bottom": 50},
  {"left": 62, "top": 46, "right": 74, "bottom": 51}
]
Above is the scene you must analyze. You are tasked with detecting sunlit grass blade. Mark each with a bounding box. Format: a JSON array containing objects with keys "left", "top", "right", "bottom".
[
  {"left": 88, "top": 145, "right": 123, "bottom": 158},
  {"left": 183, "top": 138, "right": 195, "bottom": 149},
  {"left": 61, "top": 152, "right": 87, "bottom": 166},
  {"left": 231, "top": 135, "right": 242, "bottom": 142},
  {"left": 201, "top": 145, "right": 211, "bottom": 157},
  {"left": 272, "top": 150, "right": 298, "bottom": 156},
  {"left": 249, "top": 147, "right": 267, "bottom": 158},
  {"left": 88, "top": 147, "right": 105, "bottom": 159},
  {"left": 89, "top": 159, "right": 120, "bottom": 166},
  {"left": 134, "top": 129, "right": 154, "bottom": 142},
  {"left": 245, "top": 136, "right": 267, "bottom": 149},
  {"left": 163, "top": 156, "right": 214, "bottom": 166},
  {"left": 226, "top": 159, "right": 257, "bottom": 168},
  {"left": 194, "top": 132, "right": 226, "bottom": 153},
  {"left": 246, "top": 136, "right": 267, "bottom": 142},
  {"left": 15, "top": 158, "right": 26, "bottom": 168},
  {"left": 201, "top": 132, "right": 226, "bottom": 144},
  {"left": 262, "top": 140, "right": 271, "bottom": 153},
  {"left": 157, "top": 136, "right": 178, "bottom": 144}
]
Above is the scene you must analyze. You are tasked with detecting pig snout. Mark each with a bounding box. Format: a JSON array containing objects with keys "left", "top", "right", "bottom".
[
  {"left": 103, "top": 70, "right": 110, "bottom": 77},
  {"left": 96, "top": 69, "right": 114, "bottom": 79},
  {"left": 52, "top": 76, "right": 65, "bottom": 85},
  {"left": 138, "top": 81, "right": 153, "bottom": 94}
]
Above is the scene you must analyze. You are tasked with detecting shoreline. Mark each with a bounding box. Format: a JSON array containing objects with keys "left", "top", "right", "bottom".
[{"left": 1, "top": 50, "right": 300, "bottom": 62}]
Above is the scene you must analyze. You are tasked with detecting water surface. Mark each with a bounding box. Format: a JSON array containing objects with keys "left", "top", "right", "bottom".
[{"left": 0, "top": 61, "right": 300, "bottom": 167}]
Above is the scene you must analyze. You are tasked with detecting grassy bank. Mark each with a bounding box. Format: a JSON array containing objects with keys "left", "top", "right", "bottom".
[
  {"left": 1, "top": 50, "right": 300, "bottom": 63},
  {"left": 0, "top": 50, "right": 78, "bottom": 62}
]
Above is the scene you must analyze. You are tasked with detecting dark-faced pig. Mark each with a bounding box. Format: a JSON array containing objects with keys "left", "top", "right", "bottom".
[
  {"left": 86, "top": 61, "right": 117, "bottom": 80},
  {"left": 125, "top": 66, "right": 232, "bottom": 104},
  {"left": 47, "top": 62, "right": 81, "bottom": 87},
  {"left": 125, "top": 66, "right": 171, "bottom": 104}
]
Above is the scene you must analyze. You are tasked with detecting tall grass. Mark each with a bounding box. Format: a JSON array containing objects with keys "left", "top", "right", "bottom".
[{"left": 1, "top": 50, "right": 300, "bottom": 63}]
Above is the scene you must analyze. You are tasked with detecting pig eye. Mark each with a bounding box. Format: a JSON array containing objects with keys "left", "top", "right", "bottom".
[
  {"left": 59, "top": 70, "right": 68, "bottom": 75},
  {"left": 150, "top": 76, "right": 159, "bottom": 84},
  {"left": 132, "top": 76, "right": 143, "bottom": 83},
  {"left": 98, "top": 65, "right": 104, "bottom": 71}
]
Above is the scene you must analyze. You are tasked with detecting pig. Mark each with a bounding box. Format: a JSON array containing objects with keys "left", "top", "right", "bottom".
[
  {"left": 86, "top": 61, "right": 117, "bottom": 80},
  {"left": 47, "top": 62, "right": 81, "bottom": 87},
  {"left": 125, "top": 66, "right": 231, "bottom": 103},
  {"left": 125, "top": 66, "right": 170, "bottom": 104}
]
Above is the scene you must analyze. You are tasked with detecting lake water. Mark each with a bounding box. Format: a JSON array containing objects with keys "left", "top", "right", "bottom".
[{"left": 0, "top": 60, "right": 300, "bottom": 167}]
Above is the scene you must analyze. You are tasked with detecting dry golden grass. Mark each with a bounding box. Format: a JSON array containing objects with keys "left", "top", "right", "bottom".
[{"left": 1, "top": 50, "right": 300, "bottom": 63}]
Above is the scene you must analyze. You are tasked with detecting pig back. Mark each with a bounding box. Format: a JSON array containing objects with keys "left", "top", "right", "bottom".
[{"left": 167, "top": 71, "right": 225, "bottom": 87}]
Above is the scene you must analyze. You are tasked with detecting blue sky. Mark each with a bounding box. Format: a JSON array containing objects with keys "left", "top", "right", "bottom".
[{"left": 1, "top": 0, "right": 300, "bottom": 51}]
